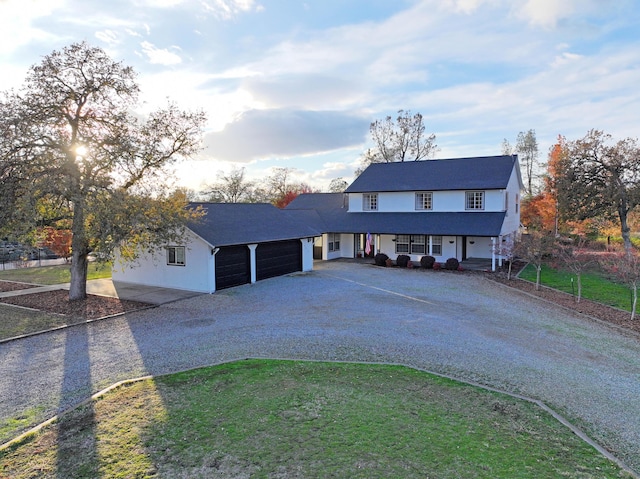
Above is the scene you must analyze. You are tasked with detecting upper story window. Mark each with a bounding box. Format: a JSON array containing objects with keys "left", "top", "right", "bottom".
[
  {"left": 415, "top": 192, "right": 433, "bottom": 210},
  {"left": 515, "top": 193, "right": 520, "bottom": 213},
  {"left": 363, "top": 193, "right": 378, "bottom": 211},
  {"left": 167, "top": 246, "right": 185, "bottom": 266},
  {"left": 465, "top": 191, "right": 484, "bottom": 210}
]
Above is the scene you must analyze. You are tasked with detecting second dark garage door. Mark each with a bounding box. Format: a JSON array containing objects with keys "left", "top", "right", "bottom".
[{"left": 256, "top": 240, "right": 302, "bottom": 281}]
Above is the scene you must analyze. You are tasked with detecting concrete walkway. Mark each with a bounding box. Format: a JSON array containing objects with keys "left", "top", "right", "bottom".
[{"left": 0, "top": 279, "right": 201, "bottom": 305}]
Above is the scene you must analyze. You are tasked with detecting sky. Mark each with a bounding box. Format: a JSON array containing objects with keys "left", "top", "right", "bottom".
[{"left": 1, "top": 0, "right": 639, "bottom": 192}]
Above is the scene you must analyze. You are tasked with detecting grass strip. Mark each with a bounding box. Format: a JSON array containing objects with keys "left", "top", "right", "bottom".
[
  {"left": 0, "top": 304, "right": 72, "bottom": 341},
  {"left": 0, "top": 263, "right": 111, "bottom": 285},
  {"left": 519, "top": 264, "right": 636, "bottom": 312},
  {"left": 0, "top": 360, "right": 630, "bottom": 478}
]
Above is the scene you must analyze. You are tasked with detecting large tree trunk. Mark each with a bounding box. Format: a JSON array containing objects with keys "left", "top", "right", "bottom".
[
  {"left": 619, "top": 205, "right": 633, "bottom": 254},
  {"left": 69, "top": 200, "right": 89, "bottom": 301}
]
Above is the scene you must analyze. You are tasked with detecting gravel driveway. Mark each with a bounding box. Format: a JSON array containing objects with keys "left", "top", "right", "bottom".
[{"left": 1, "top": 260, "right": 639, "bottom": 472}]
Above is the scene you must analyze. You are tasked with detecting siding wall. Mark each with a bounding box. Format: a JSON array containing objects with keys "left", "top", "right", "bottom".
[
  {"left": 349, "top": 189, "right": 510, "bottom": 213},
  {"left": 112, "top": 230, "right": 214, "bottom": 293}
]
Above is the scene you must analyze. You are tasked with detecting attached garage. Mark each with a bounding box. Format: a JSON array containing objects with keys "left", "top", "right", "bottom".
[
  {"left": 256, "top": 239, "right": 302, "bottom": 281},
  {"left": 215, "top": 245, "right": 250, "bottom": 290},
  {"left": 114, "top": 203, "right": 318, "bottom": 294}
]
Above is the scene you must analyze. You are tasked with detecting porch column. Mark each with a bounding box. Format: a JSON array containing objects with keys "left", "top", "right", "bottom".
[
  {"left": 248, "top": 244, "right": 258, "bottom": 283},
  {"left": 498, "top": 235, "right": 503, "bottom": 267},
  {"left": 300, "top": 238, "right": 313, "bottom": 272},
  {"left": 491, "top": 237, "right": 496, "bottom": 271}
]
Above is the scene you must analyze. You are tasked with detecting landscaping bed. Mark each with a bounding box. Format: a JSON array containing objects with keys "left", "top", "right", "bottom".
[
  {"left": 0, "top": 290, "right": 151, "bottom": 321},
  {"left": 0, "top": 281, "right": 39, "bottom": 293}
]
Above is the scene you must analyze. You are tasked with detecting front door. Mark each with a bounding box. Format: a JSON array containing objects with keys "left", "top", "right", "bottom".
[{"left": 357, "top": 233, "right": 375, "bottom": 257}]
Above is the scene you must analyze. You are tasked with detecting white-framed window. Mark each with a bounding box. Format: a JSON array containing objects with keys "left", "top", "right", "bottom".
[
  {"left": 505, "top": 191, "right": 509, "bottom": 214},
  {"left": 415, "top": 192, "right": 433, "bottom": 210},
  {"left": 363, "top": 193, "right": 378, "bottom": 211},
  {"left": 515, "top": 193, "right": 520, "bottom": 213},
  {"left": 466, "top": 191, "right": 484, "bottom": 210},
  {"left": 395, "top": 234, "right": 410, "bottom": 254},
  {"left": 167, "top": 246, "right": 185, "bottom": 266},
  {"left": 410, "top": 235, "right": 426, "bottom": 254},
  {"left": 394, "top": 235, "right": 426, "bottom": 254},
  {"left": 430, "top": 235, "right": 442, "bottom": 256},
  {"left": 328, "top": 233, "right": 341, "bottom": 252}
]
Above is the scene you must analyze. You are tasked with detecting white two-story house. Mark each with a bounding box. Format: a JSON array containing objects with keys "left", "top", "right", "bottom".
[
  {"left": 115, "top": 155, "right": 522, "bottom": 294},
  {"left": 286, "top": 155, "right": 523, "bottom": 270}
]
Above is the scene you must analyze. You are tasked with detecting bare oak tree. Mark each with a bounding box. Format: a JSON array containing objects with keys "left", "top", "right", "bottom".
[
  {"left": 516, "top": 129, "right": 539, "bottom": 197},
  {"left": 357, "top": 110, "right": 437, "bottom": 175},
  {"left": 204, "top": 167, "right": 254, "bottom": 203}
]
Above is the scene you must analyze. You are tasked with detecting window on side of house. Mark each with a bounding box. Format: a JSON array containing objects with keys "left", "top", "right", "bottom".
[
  {"left": 415, "top": 192, "right": 433, "bottom": 210},
  {"left": 430, "top": 235, "right": 442, "bottom": 256},
  {"left": 328, "top": 233, "right": 341, "bottom": 252},
  {"left": 363, "top": 193, "right": 378, "bottom": 211},
  {"left": 515, "top": 193, "right": 519, "bottom": 213},
  {"left": 465, "top": 191, "right": 484, "bottom": 210},
  {"left": 505, "top": 191, "right": 509, "bottom": 214},
  {"left": 395, "top": 234, "right": 410, "bottom": 254},
  {"left": 410, "top": 235, "right": 426, "bottom": 254},
  {"left": 167, "top": 246, "right": 185, "bottom": 266}
]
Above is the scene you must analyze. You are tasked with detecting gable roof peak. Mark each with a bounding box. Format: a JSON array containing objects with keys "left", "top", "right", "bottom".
[{"left": 345, "top": 155, "right": 519, "bottom": 193}]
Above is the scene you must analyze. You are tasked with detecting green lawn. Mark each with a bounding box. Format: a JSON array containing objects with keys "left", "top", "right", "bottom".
[
  {"left": 0, "top": 305, "right": 75, "bottom": 340},
  {"left": 519, "top": 263, "right": 637, "bottom": 312},
  {"left": 0, "top": 262, "right": 111, "bottom": 285},
  {"left": 0, "top": 360, "right": 629, "bottom": 479}
]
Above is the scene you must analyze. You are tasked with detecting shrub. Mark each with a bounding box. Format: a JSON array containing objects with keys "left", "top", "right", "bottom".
[
  {"left": 433, "top": 262, "right": 441, "bottom": 270},
  {"left": 420, "top": 255, "right": 436, "bottom": 269},
  {"left": 445, "top": 257, "right": 460, "bottom": 270},
  {"left": 396, "top": 255, "right": 410, "bottom": 268},
  {"left": 374, "top": 253, "right": 389, "bottom": 266}
]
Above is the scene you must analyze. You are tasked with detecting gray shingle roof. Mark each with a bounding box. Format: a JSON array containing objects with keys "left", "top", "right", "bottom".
[
  {"left": 188, "top": 203, "right": 320, "bottom": 247},
  {"left": 345, "top": 155, "right": 519, "bottom": 193}
]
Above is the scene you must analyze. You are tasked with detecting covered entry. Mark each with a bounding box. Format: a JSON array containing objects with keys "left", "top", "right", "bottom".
[
  {"left": 215, "top": 245, "right": 250, "bottom": 290},
  {"left": 256, "top": 239, "right": 302, "bottom": 281}
]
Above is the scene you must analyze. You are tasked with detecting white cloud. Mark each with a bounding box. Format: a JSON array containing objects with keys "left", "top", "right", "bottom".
[
  {"left": 0, "top": 0, "right": 65, "bottom": 55},
  {"left": 551, "top": 51, "right": 583, "bottom": 67},
  {"left": 202, "top": 109, "right": 368, "bottom": 162},
  {"left": 139, "top": 41, "right": 182, "bottom": 65},
  {"left": 95, "top": 29, "right": 120, "bottom": 45},
  {"left": 201, "top": 0, "right": 263, "bottom": 20},
  {"left": 518, "top": 0, "right": 577, "bottom": 28}
]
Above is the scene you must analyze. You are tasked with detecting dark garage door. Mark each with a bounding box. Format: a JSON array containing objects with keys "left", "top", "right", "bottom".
[
  {"left": 256, "top": 240, "right": 302, "bottom": 281},
  {"left": 215, "top": 245, "right": 250, "bottom": 290}
]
